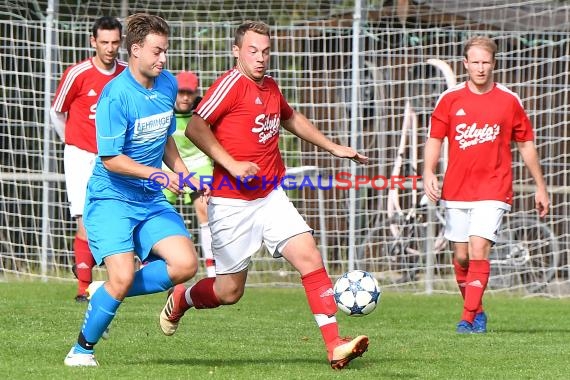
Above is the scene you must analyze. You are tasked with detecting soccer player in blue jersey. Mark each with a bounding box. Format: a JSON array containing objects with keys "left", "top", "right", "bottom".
[{"left": 64, "top": 13, "right": 208, "bottom": 367}]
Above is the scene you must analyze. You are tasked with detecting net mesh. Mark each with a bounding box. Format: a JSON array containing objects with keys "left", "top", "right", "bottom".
[
  {"left": 9, "top": 0, "right": 570, "bottom": 30},
  {"left": 1, "top": 0, "right": 569, "bottom": 296}
]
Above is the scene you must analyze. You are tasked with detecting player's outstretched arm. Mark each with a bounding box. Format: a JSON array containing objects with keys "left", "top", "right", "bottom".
[
  {"left": 516, "top": 140, "right": 550, "bottom": 218},
  {"left": 101, "top": 154, "right": 166, "bottom": 181},
  {"left": 282, "top": 110, "right": 368, "bottom": 164}
]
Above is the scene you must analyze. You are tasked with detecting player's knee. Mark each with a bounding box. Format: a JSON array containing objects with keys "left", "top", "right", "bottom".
[
  {"left": 170, "top": 255, "right": 198, "bottom": 283},
  {"left": 454, "top": 256, "right": 469, "bottom": 268},
  {"left": 182, "top": 261, "right": 198, "bottom": 280},
  {"left": 107, "top": 273, "right": 135, "bottom": 299},
  {"left": 469, "top": 244, "right": 491, "bottom": 260},
  {"left": 173, "top": 262, "right": 198, "bottom": 283},
  {"left": 216, "top": 286, "right": 244, "bottom": 305},
  {"left": 217, "top": 292, "right": 242, "bottom": 305},
  {"left": 300, "top": 247, "right": 325, "bottom": 269},
  {"left": 468, "top": 236, "right": 492, "bottom": 259}
]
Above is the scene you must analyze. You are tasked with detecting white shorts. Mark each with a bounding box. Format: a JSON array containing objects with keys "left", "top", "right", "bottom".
[
  {"left": 208, "top": 187, "right": 312, "bottom": 274},
  {"left": 444, "top": 204, "right": 506, "bottom": 243},
  {"left": 64, "top": 144, "right": 97, "bottom": 217}
]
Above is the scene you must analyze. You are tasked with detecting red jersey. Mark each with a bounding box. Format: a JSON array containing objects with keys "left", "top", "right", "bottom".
[
  {"left": 52, "top": 58, "right": 127, "bottom": 153},
  {"left": 429, "top": 82, "right": 534, "bottom": 205},
  {"left": 195, "top": 68, "right": 294, "bottom": 200}
]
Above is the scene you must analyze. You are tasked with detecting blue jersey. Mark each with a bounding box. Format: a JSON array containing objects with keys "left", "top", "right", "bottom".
[{"left": 90, "top": 68, "right": 177, "bottom": 194}]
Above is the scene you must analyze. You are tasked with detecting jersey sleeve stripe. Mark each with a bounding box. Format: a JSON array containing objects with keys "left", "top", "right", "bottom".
[
  {"left": 197, "top": 69, "right": 241, "bottom": 120},
  {"left": 495, "top": 83, "right": 524, "bottom": 107},
  {"left": 52, "top": 60, "right": 93, "bottom": 111},
  {"left": 432, "top": 82, "right": 465, "bottom": 109}
]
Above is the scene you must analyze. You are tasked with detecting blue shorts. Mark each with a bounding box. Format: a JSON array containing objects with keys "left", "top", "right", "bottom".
[{"left": 84, "top": 185, "right": 191, "bottom": 265}]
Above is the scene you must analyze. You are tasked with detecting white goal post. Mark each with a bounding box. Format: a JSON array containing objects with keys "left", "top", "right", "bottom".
[{"left": 1, "top": 0, "right": 569, "bottom": 296}]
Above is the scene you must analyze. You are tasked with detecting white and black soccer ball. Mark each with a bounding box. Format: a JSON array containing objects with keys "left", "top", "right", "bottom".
[{"left": 333, "top": 270, "right": 381, "bottom": 317}]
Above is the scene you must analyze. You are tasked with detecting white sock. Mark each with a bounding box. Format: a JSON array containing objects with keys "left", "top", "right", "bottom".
[{"left": 184, "top": 286, "right": 194, "bottom": 307}]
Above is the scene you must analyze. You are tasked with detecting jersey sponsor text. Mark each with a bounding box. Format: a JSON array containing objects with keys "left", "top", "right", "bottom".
[
  {"left": 252, "top": 113, "right": 280, "bottom": 144},
  {"left": 133, "top": 110, "right": 174, "bottom": 142},
  {"left": 455, "top": 122, "right": 500, "bottom": 150}
]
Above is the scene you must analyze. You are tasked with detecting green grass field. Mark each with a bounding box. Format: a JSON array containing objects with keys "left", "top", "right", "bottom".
[{"left": 1, "top": 281, "right": 569, "bottom": 379}]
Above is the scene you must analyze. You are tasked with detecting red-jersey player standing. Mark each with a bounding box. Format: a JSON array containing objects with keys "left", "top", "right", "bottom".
[
  {"left": 423, "top": 36, "right": 550, "bottom": 333},
  {"left": 50, "top": 16, "right": 126, "bottom": 302},
  {"left": 159, "top": 21, "right": 370, "bottom": 370}
]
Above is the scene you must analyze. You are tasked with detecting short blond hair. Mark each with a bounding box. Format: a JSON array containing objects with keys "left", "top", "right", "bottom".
[{"left": 463, "top": 36, "right": 497, "bottom": 61}]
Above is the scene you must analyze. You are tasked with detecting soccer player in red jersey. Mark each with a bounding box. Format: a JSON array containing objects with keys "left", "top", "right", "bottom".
[
  {"left": 159, "top": 21, "right": 370, "bottom": 369},
  {"left": 423, "top": 36, "right": 550, "bottom": 333},
  {"left": 50, "top": 16, "right": 127, "bottom": 302}
]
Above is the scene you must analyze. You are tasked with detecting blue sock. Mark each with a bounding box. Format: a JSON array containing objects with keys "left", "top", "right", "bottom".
[
  {"left": 74, "top": 344, "right": 93, "bottom": 355},
  {"left": 75, "top": 286, "right": 121, "bottom": 353},
  {"left": 127, "top": 259, "right": 173, "bottom": 297}
]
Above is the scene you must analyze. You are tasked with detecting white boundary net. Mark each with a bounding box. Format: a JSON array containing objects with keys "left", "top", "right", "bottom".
[{"left": 1, "top": 1, "right": 569, "bottom": 296}]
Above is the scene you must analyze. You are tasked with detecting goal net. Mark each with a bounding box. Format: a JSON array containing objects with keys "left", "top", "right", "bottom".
[{"left": 1, "top": 0, "right": 568, "bottom": 296}]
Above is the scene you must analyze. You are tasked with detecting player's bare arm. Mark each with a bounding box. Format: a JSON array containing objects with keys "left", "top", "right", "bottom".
[
  {"left": 282, "top": 110, "right": 368, "bottom": 164},
  {"left": 423, "top": 137, "right": 443, "bottom": 202},
  {"left": 163, "top": 136, "right": 208, "bottom": 194},
  {"left": 516, "top": 140, "right": 550, "bottom": 217},
  {"left": 162, "top": 137, "right": 188, "bottom": 174},
  {"left": 100, "top": 154, "right": 180, "bottom": 194},
  {"left": 185, "top": 114, "right": 260, "bottom": 179},
  {"left": 49, "top": 108, "right": 67, "bottom": 142}
]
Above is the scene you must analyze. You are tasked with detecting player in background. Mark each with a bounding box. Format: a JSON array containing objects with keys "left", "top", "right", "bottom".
[
  {"left": 64, "top": 13, "right": 208, "bottom": 367},
  {"left": 50, "top": 16, "right": 126, "bottom": 302},
  {"left": 159, "top": 21, "right": 370, "bottom": 370},
  {"left": 162, "top": 71, "right": 215, "bottom": 277},
  {"left": 423, "top": 36, "right": 550, "bottom": 334}
]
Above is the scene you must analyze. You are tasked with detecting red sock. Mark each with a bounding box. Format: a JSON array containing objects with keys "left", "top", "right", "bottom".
[
  {"left": 189, "top": 277, "right": 221, "bottom": 309},
  {"left": 301, "top": 268, "right": 339, "bottom": 349},
  {"left": 205, "top": 259, "right": 215, "bottom": 267},
  {"left": 452, "top": 258, "right": 468, "bottom": 300},
  {"left": 74, "top": 236, "right": 95, "bottom": 295},
  {"left": 205, "top": 258, "right": 216, "bottom": 278},
  {"left": 172, "top": 284, "right": 191, "bottom": 312},
  {"left": 462, "top": 260, "right": 490, "bottom": 323}
]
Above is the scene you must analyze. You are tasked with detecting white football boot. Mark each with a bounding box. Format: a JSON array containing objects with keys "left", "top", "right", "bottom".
[{"left": 64, "top": 347, "right": 98, "bottom": 367}]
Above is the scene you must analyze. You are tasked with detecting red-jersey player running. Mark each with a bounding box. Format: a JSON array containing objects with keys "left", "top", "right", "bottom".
[
  {"left": 50, "top": 16, "right": 127, "bottom": 302},
  {"left": 423, "top": 36, "right": 550, "bottom": 333},
  {"left": 159, "top": 21, "right": 370, "bottom": 370}
]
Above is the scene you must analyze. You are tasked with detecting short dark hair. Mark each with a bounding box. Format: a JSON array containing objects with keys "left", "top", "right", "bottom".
[
  {"left": 234, "top": 20, "right": 270, "bottom": 47},
  {"left": 124, "top": 13, "right": 170, "bottom": 56},
  {"left": 92, "top": 16, "right": 122, "bottom": 39}
]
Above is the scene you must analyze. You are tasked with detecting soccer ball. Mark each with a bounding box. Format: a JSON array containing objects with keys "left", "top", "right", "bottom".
[{"left": 333, "top": 270, "right": 381, "bottom": 316}]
